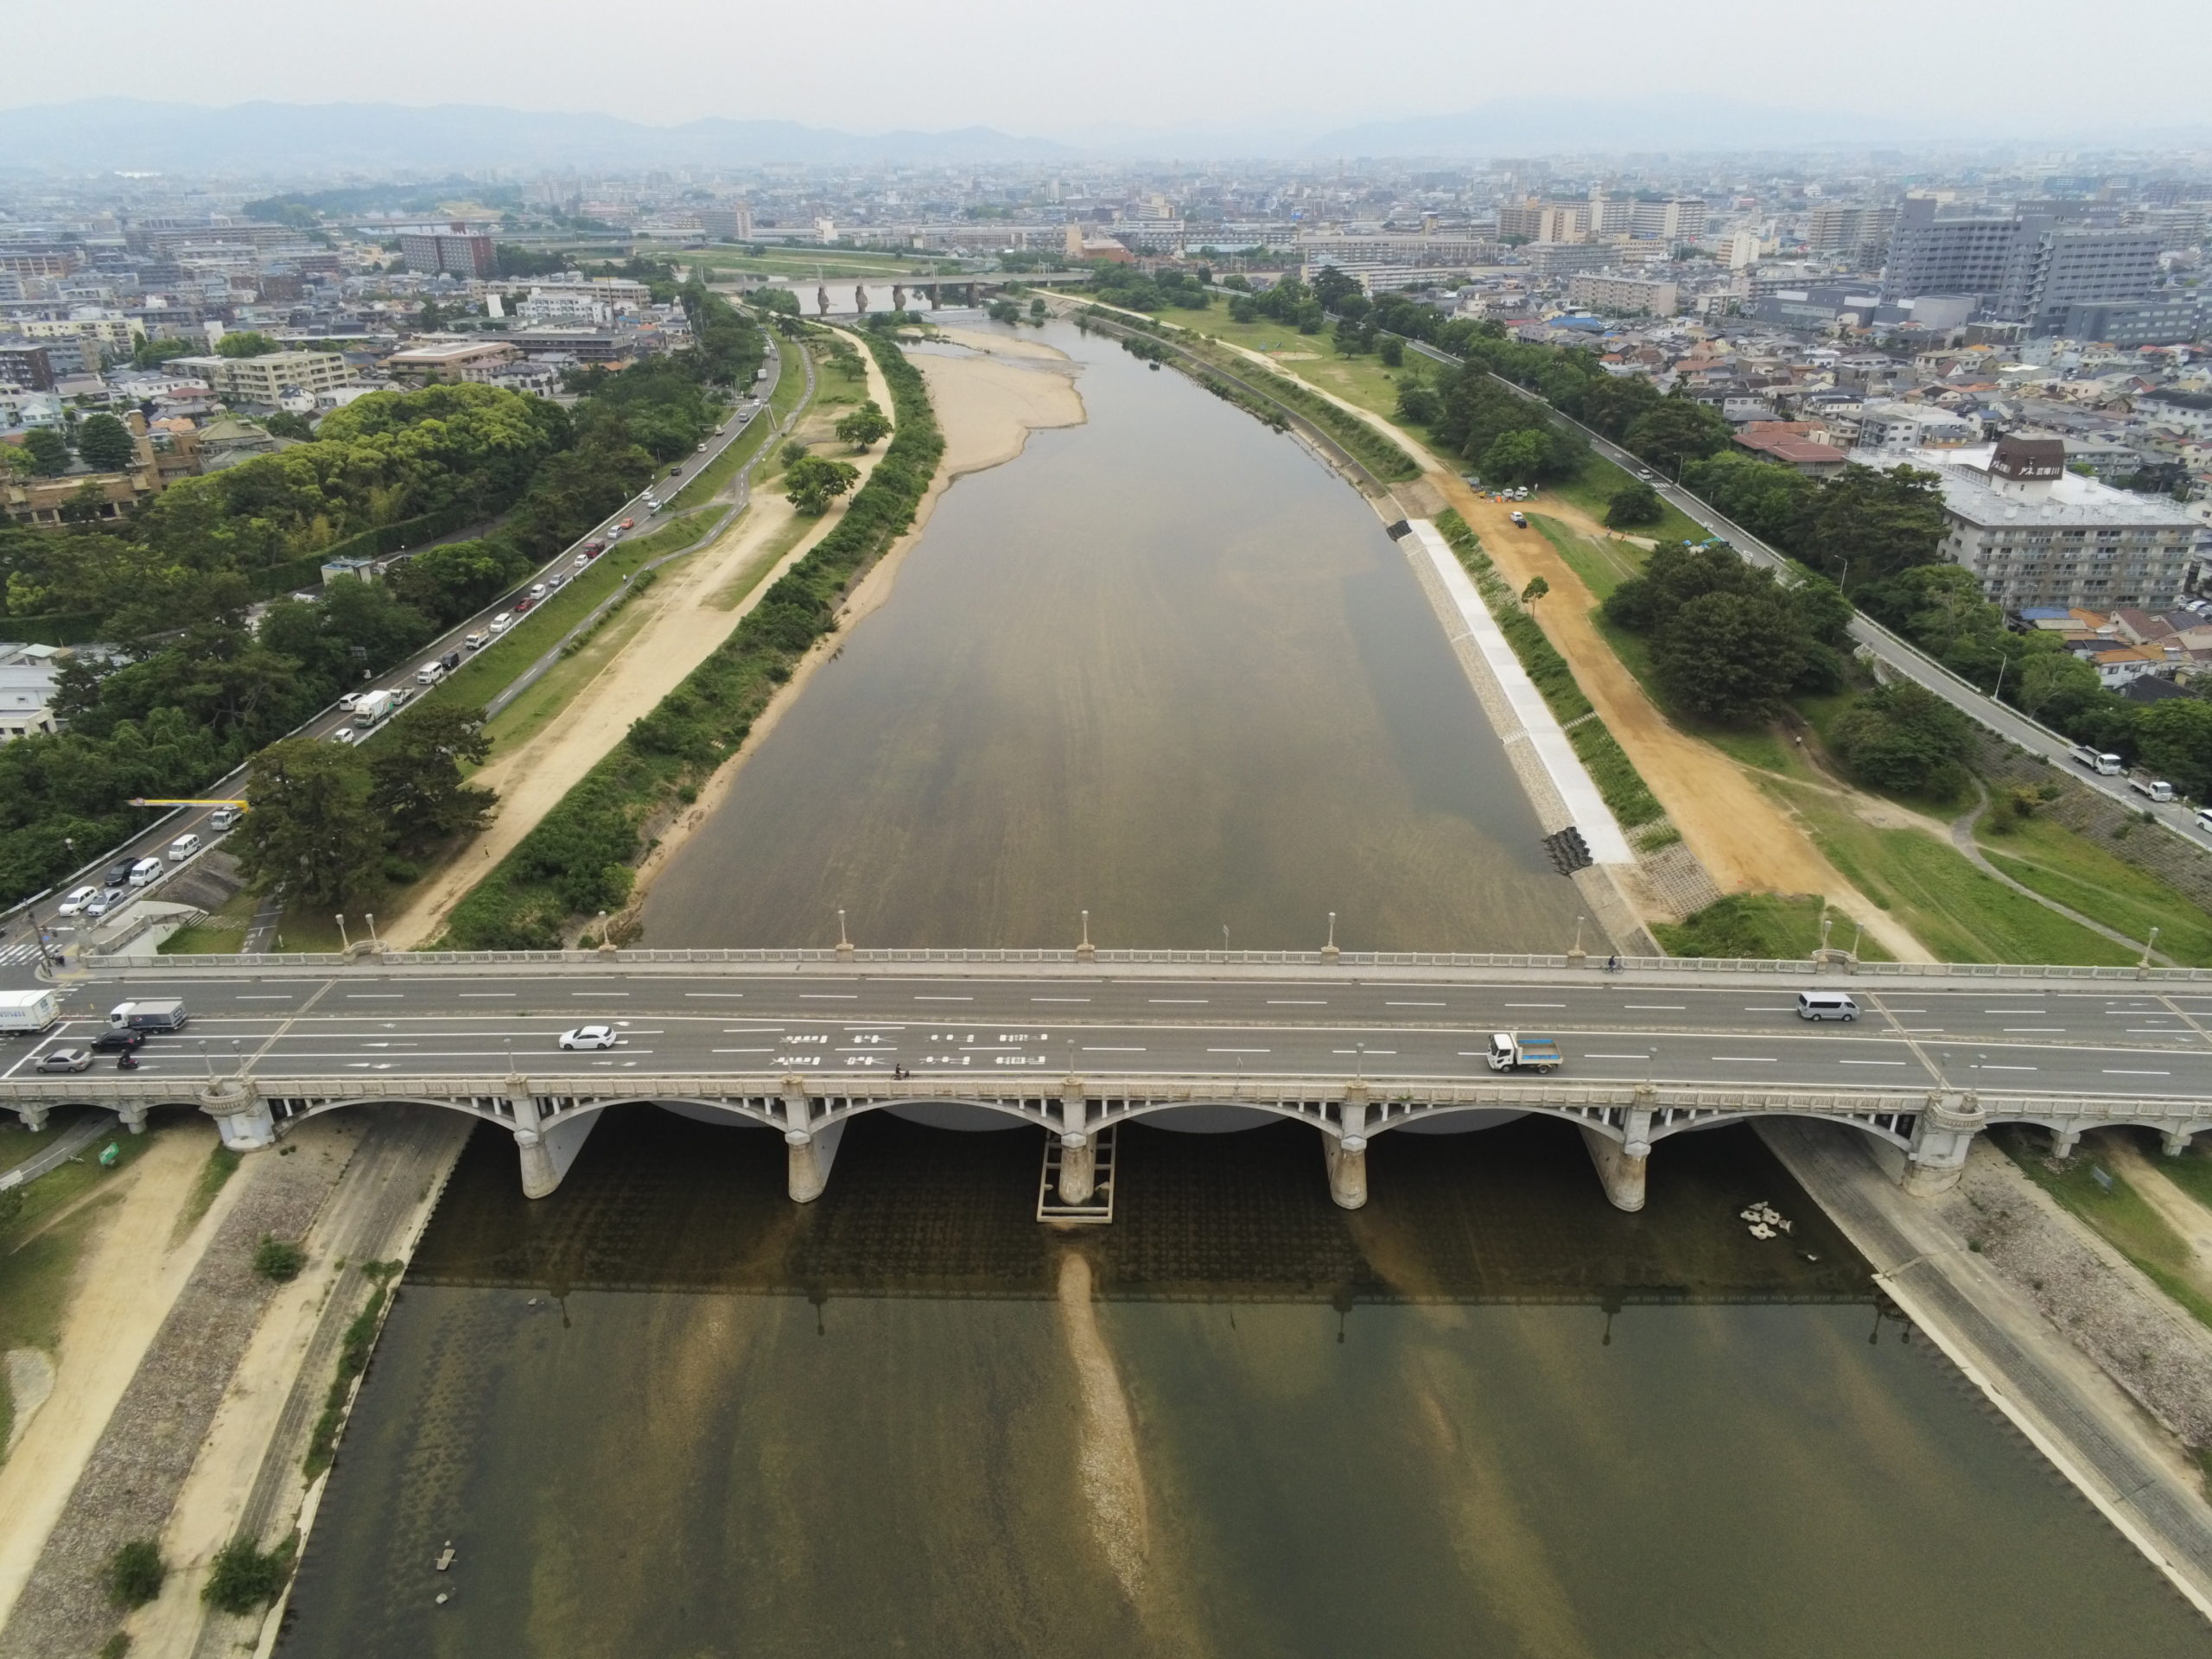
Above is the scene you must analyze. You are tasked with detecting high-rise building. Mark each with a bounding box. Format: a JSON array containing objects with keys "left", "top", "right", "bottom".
[
  {"left": 399, "top": 227, "right": 496, "bottom": 279},
  {"left": 1879, "top": 198, "right": 2159, "bottom": 331}
]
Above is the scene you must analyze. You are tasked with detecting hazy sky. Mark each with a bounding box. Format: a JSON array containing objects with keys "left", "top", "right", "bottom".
[{"left": 16, "top": 0, "right": 2212, "bottom": 137}]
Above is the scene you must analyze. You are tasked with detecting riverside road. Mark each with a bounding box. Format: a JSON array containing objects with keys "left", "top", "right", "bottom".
[{"left": 8, "top": 966, "right": 2211, "bottom": 1102}]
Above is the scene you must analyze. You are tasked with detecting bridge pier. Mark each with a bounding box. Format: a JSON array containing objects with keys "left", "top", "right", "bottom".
[
  {"left": 1900, "top": 1091, "right": 1986, "bottom": 1198},
  {"left": 1580, "top": 1110, "right": 1650, "bottom": 1213},
  {"left": 199, "top": 1079, "right": 275, "bottom": 1152},
  {"left": 13, "top": 1103, "right": 49, "bottom": 1134},
  {"left": 1057, "top": 1080, "right": 1095, "bottom": 1205},
  {"left": 783, "top": 1078, "right": 842, "bottom": 1203},
  {"left": 2163, "top": 1127, "right": 2196, "bottom": 1157},
  {"left": 1325, "top": 1084, "right": 1370, "bottom": 1210},
  {"left": 509, "top": 1081, "right": 601, "bottom": 1199}
]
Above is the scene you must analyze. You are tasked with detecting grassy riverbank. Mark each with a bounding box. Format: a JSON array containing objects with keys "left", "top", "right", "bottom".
[{"left": 438, "top": 331, "right": 944, "bottom": 948}]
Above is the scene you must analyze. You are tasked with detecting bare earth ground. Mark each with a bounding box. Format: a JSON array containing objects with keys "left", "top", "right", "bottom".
[
  {"left": 619, "top": 330, "right": 1085, "bottom": 931},
  {"left": 0, "top": 1126, "right": 226, "bottom": 1630},
  {"left": 1177, "top": 327, "right": 1930, "bottom": 958},
  {"left": 380, "top": 340, "right": 897, "bottom": 949}
]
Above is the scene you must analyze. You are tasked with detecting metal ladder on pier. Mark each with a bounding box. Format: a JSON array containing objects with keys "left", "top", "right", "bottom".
[{"left": 1038, "top": 1124, "right": 1116, "bottom": 1224}]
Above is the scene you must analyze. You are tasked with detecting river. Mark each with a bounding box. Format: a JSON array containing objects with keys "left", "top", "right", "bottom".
[{"left": 278, "top": 322, "right": 2209, "bottom": 1656}]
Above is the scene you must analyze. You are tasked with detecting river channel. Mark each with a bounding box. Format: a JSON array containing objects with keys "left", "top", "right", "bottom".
[{"left": 278, "top": 324, "right": 2209, "bottom": 1656}]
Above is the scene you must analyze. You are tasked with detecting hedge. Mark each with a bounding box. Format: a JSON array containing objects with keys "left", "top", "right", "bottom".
[
  {"left": 440, "top": 331, "right": 944, "bottom": 948},
  {"left": 1434, "top": 509, "right": 1664, "bottom": 833}
]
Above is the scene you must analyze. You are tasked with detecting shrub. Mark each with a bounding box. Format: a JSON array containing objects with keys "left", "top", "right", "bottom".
[
  {"left": 252, "top": 1236, "right": 305, "bottom": 1281},
  {"left": 106, "top": 1540, "right": 165, "bottom": 1608},
  {"left": 1605, "top": 480, "right": 1663, "bottom": 528},
  {"left": 201, "top": 1535, "right": 296, "bottom": 1616}
]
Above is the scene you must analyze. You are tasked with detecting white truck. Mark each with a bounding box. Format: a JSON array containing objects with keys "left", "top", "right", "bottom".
[
  {"left": 1485, "top": 1032, "right": 1562, "bottom": 1073},
  {"left": 351, "top": 689, "right": 396, "bottom": 727},
  {"left": 108, "top": 997, "right": 188, "bottom": 1032},
  {"left": 0, "top": 988, "right": 60, "bottom": 1033},
  {"left": 2129, "top": 769, "right": 2177, "bottom": 804},
  {"left": 2070, "top": 743, "right": 2123, "bottom": 776}
]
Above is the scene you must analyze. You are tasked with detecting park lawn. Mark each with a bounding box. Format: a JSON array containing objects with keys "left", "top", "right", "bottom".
[
  {"left": 1978, "top": 811, "right": 2212, "bottom": 965},
  {"left": 414, "top": 510, "right": 720, "bottom": 722},
  {"left": 1548, "top": 454, "right": 1707, "bottom": 545},
  {"left": 1531, "top": 514, "right": 1643, "bottom": 603},
  {"left": 1141, "top": 308, "right": 1446, "bottom": 451},
  {"left": 1996, "top": 1126, "right": 2212, "bottom": 1332},
  {"left": 158, "top": 887, "right": 259, "bottom": 955},
  {"left": 268, "top": 908, "right": 345, "bottom": 953},
  {"left": 1767, "top": 779, "right": 2135, "bottom": 965}
]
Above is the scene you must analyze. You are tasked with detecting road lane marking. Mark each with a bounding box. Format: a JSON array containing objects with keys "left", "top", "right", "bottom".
[
  {"left": 234, "top": 995, "right": 291, "bottom": 1001},
  {"left": 914, "top": 996, "right": 972, "bottom": 1001},
  {"left": 574, "top": 992, "right": 631, "bottom": 996},
  {"left": 684, "top": 993, "right": 745, "bottom": 998},
  {"left": 1980, "top": 1065, "right": 2037, "bottom": 1071},
  {"left": 1386, "top": 1001, "right": 1445, "bottom": 1007},
  {"left": 799, "top": 994, "right": 856, "bottom": 1000},
  {"left": 1207, "top": 1047, "right": 1270, "bottom": 1054},
  {"left": 1268, "top": 1000, "right": 1327, "bottom": 1005},
  {"left": 346, "top": 995, "right": 403, "bottom": 1000},
  {"left": 1984, "top": 1007, "right": 2048, "bottom": 1013},
  {"left": 2105, "top": 1069, "right": 2171, "bottom": 1076},
  {"left": 1505, "top": 1002, "right": 1563, "bottom": 1008},
  {"left": 1839, "top": 1059, "right": 1907, "bottom": 1066},
  {"left": 2002, "top": 1027, "right": 2063, "bottom": 1033},
  {"left": 1332, "top": 1048, "right": 1395, "bottom": 1054},
  {"left": 713, "top": 1047, "right": 774, "bottom": 1053},
  {"left": 1149, "top": 999, "right": 1209, "bottom": 1004},
  {"left": 1032, "top": 997, "right": 1090, "bottom": 1003},
  {"left": 1084, "top": 1046, "right": 1146, "bottom": 1052},
  {"left": 1742, "top": 1007, "right": 1793, "bottom": 1012},
  {"left": 2128, "top": 1028, "right": 2188, "bottom": 1033},
  {"left": 1582, "top": 1052, "right": 1653, "bottom": 1060},
  {"left": 1624, "top": 1005, "right": 1683, "bottom": 1010},
  {"left": 459, "top": 993, "right": 515, "bottom": 998},
  {"left": 1712, "top": 1056, "right": 1777, "bottom": 1063}
]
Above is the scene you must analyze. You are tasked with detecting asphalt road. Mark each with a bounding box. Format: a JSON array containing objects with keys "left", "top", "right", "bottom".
[
  {"left": 0, "top": 352, "right": 786, "bottom": 973},
  {"left": 7, "top": 972, "right": 2209, "bottom": 1102}
]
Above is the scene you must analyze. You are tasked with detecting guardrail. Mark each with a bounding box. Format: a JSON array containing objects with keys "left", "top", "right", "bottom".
[{"left": 80, "top": 944, "right": 2212, "bottom": 981}]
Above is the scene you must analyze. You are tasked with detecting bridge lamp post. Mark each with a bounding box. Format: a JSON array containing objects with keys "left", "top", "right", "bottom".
[
  {"left": 1221, "top": 924, "right": 1230, "bottom": 958},
  {"left": 2141, "top": 925, "right": 2162, "bottom": 969},
  {"left": 365, "top": 912, "right": 377, "bottom": 949},
  {"left": 334, "top": 914, "right": 350, "bottom": 951},
  {"left": 199, "top": 1039, "right": 210, "bottom": 1079}
]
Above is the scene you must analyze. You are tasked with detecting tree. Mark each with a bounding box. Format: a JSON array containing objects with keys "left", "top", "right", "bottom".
[
  {"left": 1795, "top": 463, "right": 1948, "bottom": 585},
  {"left": 368, "top": 703, "right": 496, "bottom": 848},
  {"left": 131, "top": 335, "right": 196, "bottom": 370},
  {"left": 1480, "top": 429, "right": 1552, "bottom": 487},
  {"left": 76, "top": 413, "right": 135, "bottom": 472},
  {"left": 1622, "top": 395, "right": 1731, "bottom": 473},
  {"left": 231, "top": 739, "right": 388, "bottom": 908},
  {"left": 833, "top": 399, "right": 892, "bottom": 451},
  {"left": 2134, "top": 699, "right": 2212, "bottom": 802},
  {"left": 1828, "top": 682, "right": 1973, "bottom": 797},
  {"left": 214, "top": 331, "right": 280, "bottom": 359},
  {"left": 261, "top": 410, "right": 315, "bottom": 441},
  {"left": 1649, "top": 588, "right": 1808, "bottom": 722},
  {"left": 22, "top": 429, "right": 69, "bottom": 476},
  {"left": 1377, "top": 335, "right": 1404, "bottom": 367},
  {"left": 1605, "top": 480, "right": 1662, "bottom": 528},
  {"left": 784, "top": 454, "right": 860, "bottom": 515},
  {"left": 1520, "top": 575, "right": 1550, "bottom": 604},
  {"left": 2016, "top": 647, "right": 2100, "bottom": 724},
  {"left": 202, "top": 1535, "right": 295, "bottom": 1616},
  {"left": 252, "top": 1234, "right": 306, "bottom": 1281}
]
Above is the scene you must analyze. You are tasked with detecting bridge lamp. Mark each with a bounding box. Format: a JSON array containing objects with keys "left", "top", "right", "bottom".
[
  {"left": 334, "top": 913, "right": 350, "bottom": 950},
  {"left": 199, "top": 1039, "right": 211, "bottom": 1078}
]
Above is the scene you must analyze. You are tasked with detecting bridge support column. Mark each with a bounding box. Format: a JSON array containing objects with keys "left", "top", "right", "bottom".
[
  {"left": 1326, "top": 1084, "right": 1370, "bottom": 1210},
  {"left": 1580, "top": 1109, "right": 1650, "bottom": 1213},
  {"left": 509, "top": 1080, "right": 601, "bottom": 1199},
  {"left": 783, "top": 1078, "right": 843, "bottom": 1203},
  {"left": 14, "top": 1103, "right": 50, "bottom": 1134},
  {"left": 2050, "top": 1125, "right": 2082, "bottom": 1160},
  {"left": 1057, "top": 1080, "right": 1095, "bottom": 1205},
  {"left": 116, "top": 1103, "right": 149, "bottom": 1135},
  {"left": 199, "top": 1079, "right": 275, "bottom": 1152},
  {"left": 2162, "top": 1127, "right": 2196, "bottom": 1158},
  {"left": 1901, "top": 1091, "right": 1986, "bottom": 1198}
]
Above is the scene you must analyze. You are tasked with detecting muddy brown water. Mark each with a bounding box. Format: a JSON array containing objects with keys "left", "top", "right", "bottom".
[{"left": 278, "top": 326, "right": 2209, "bottom": 1656}]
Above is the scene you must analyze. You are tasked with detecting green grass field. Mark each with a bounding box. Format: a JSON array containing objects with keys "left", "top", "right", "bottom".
[
  {"left": 1768, "top": 779, "right": 2135, "bottom": 965},
  {"left": 1653, "top": 893, "right": 1893, "bottom": 961},
  {"left": 158, "top": 887, "right": 259, "bottom": 955},
  {"left": 1548, "top": 456, "right": 1707, "bottom": 546},
  {"left": 1978, "top": 811, "right": 2212, "bottom": 965},
  {"left": 1530, "top": 514, "right": 1644, "bottom": 603}
]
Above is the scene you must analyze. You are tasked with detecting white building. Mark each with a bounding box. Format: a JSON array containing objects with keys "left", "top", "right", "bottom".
[
  {"left": 1886, "top": 435, "right": 2198, "bottom": 613},
  {"left": 1856, "top": 402, "right": 1980, "bottom": 450}
]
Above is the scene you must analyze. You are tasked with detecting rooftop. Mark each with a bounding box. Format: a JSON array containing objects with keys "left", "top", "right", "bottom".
[{"left": 1877, "top": 444, "right": 2201, "bottom": 531}]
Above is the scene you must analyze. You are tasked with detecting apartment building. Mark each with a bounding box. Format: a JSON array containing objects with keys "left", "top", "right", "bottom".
[
  {"left": 399, "top": 229, "right": 496, "bottom": 279},
  {"left": 1566, "top": 274, "right": 1680, "bottom": 316},
  {"left": 1910, "top": 435, "right": 2196, "bottom": 612},
  {"left": 172, "top": 350, "right": 358, "bottom": 404},
  {"left": 384, "top": 340, "right": 521, "bottom": 383},
  {"left": 1879, "top": 197, "right": 2161, "bottom": 332}
]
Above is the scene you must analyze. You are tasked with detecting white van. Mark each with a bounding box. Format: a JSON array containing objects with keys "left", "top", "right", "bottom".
[
  {"left": 1797, "top": 990, "right": 1858, "bottom": 1021},
  {"left": 208, "top": 807, "right": 239, "bottom": 831},
  {"left": 127, "top": 856, "right": 163, "bottom": 887},
  {"left": 488, "top": 613, "right": 513, "bottom": 635},
  {"left": 167, "top": 834, "right": 201, "bottom": 862},
  {"left": 415, "top": 662, "right": 446, "bottom": 685},
  {"left": 2196, "top": 807, "right": 2212, "bottom": 836}
]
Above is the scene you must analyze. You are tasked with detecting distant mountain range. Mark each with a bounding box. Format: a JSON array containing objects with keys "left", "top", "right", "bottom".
[
  {"left": 0, "top": 99, "right": 1079, "bottom": 172},
  {"left": 0, "top": 97, "right": 2202, "bottom": 175}
]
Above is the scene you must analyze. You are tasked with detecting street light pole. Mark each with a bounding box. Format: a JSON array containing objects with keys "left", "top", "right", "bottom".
[
  {"left": 2141, "top": 925, "right": 2162, "bottom": 969},
  {"left": 334, "top": 913, "right": 349, "bottom": 950}
]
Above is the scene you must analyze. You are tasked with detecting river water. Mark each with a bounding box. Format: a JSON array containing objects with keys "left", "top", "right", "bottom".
[{"left": 279, "top": 325, "right": 2209, "bottom": 1656}]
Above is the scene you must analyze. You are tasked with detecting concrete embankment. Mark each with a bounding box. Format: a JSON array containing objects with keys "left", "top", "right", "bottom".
[{"left": 1764, "top": 1118, "right": 2212, "bottom": 1622}]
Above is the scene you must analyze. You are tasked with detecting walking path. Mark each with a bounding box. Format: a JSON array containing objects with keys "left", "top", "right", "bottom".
[
  {"left": 1948, "top": 785, "right": 2172, "bottom": 963},
  {"left": 1763, "top": 1117, "right": 2212, "bottom": 1620}
]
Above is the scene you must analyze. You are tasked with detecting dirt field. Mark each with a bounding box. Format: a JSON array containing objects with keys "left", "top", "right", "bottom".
[{"left": 0, "top": 1126, "right": 230, "bottom": 1630}]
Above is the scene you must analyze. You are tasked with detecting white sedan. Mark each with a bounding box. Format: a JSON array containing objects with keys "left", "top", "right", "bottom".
[
  {"left": 57, "top": 885, "right": 99, "bottom": 916},
  {"left": 558, "top": 1025, "right": 620, "bottom": 1051}
]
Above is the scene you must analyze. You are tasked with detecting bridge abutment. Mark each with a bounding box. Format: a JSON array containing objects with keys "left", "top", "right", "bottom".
[
  {"left": 1899, "top": 1092, "right": 1986, "bottom": 1198},
  {"left": 199, "top": 1079, "right": 275, "bottom": 1152},
  {"left": 1580, "top": 1115, "right": 1650, "bottom": 1213}
]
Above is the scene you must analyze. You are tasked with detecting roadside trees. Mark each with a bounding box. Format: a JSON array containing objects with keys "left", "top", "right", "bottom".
[
  {"left": 1623, "top": 395, "right": 1731, "bottom": 474},
  {"left": 368, "top": 703, "right": 496, "bottom": 849},
  {"left": 2134, "top": 699, "right": 2212, "bottom": 802},
  {"left": 1605, "top": 480, "right": 1663, "bottom": 528},
  {"left": 784, "top": 454, "right": 860, "bottom": 515},
  {"left": 1828, "top": 681, "right": 1973, "bottom": 797},
  {"left": 232, "top": 739, "right": 386, "bottom": 909}
]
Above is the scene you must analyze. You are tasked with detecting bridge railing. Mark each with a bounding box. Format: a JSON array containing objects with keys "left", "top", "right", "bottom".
[{"left": 83, "top": 945, "right": 2212, "bottom": 982}]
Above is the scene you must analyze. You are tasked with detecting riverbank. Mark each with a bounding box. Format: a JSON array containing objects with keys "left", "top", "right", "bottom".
[{"left": 616, "top": 330, "right": 1084, "bottom": 941}]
